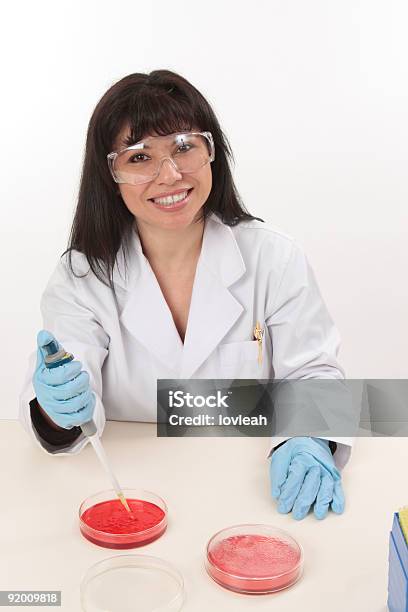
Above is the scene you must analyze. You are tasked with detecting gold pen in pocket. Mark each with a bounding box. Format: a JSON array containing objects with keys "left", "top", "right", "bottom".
[{"left": 253, "top": 321, "right": 264, "bottom": 365}]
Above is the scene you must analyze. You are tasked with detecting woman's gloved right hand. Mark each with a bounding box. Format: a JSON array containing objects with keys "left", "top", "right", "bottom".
[{"left": 32, "top": 329, "right": 96, "bottom": 429}]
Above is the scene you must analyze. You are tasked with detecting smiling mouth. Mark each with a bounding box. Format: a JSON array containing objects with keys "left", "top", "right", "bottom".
[{"left": 148, "top": 188, "right": 193, "bottom": 205}]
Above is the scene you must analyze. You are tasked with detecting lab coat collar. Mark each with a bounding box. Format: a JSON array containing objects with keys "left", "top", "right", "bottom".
[
  {"left": 113, "top": 213, "right": 245, "bottom": 289},
  {"left": 115, "top": 213, "right": 246, "bottom": 378}
]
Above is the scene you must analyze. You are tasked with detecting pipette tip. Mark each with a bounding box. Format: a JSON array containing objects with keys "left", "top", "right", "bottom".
[{"left": 118, "top": 492, "right": 136, "bottom": 518}]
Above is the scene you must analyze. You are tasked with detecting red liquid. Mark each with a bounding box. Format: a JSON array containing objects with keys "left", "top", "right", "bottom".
[
  {"left": 80, "top": 498, "right": 166, "bottom": 549},
  {"left": 207, "top": 534, "right": 302, "bottom": 593}
]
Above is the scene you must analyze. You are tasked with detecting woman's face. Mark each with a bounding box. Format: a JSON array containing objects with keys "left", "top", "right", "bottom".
[{"left": 113, "top": 125, "right": 213, "bottom": 231}]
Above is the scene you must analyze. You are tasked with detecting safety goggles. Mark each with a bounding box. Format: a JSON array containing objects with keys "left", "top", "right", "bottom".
[{"left": 107, "top": 131, "right": 215, "bottom": 186}]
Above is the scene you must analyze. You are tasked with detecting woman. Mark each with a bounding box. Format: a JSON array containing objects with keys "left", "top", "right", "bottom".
[{"left": 19, "top": 70, "right": 352, "bottom": 520}]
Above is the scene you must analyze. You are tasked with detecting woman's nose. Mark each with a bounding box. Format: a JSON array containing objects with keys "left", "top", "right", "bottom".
[{"left": 155, "top": 157, "right": 183, "bottom": 183}]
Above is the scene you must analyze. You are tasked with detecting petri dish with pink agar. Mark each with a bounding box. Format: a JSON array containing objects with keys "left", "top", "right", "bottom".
[
  {"left": 79, "top": 488, "right": 167, "bottom": 549},
  {"left": 80, "top": 554, "right": 184, "bottom": 612},
  {"left": 205, "top": 524, "right": 304, "bottom": 594}
]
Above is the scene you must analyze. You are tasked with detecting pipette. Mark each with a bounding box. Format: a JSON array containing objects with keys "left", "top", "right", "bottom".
[{"left": 42, "top": 337, "right": 133, "bottom": 516}]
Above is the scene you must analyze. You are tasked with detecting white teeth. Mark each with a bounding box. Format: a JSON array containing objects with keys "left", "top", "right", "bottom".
[{"left": 153, "top": 190, "right": 189, "bottom": 205}]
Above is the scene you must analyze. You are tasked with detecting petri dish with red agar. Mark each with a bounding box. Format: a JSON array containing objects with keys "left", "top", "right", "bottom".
[
  {"left": 80, "top": 554, "right": 184, "bottom": 612},
  {"left": 205, "top": 524, "right": 304, "bottom": 594},
  {"left": 79, "top": 488, "right": 167, "bottom": 549}
]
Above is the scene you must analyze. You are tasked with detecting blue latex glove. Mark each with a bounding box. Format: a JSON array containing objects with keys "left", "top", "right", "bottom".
[
  {"left": 270, "top": 437, "right": 345, "bottom": 520},
  {"left": 32, "top": 329, "right": 95, "bottom": 429}
]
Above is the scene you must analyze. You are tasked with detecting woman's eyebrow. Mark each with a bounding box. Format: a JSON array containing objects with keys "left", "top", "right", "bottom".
[
  {"left": 127, "top": 142, "right": 176, "bottom": 150},
  {"left": 124, "top": 135, "right": 188, "bottom": 149},
  {"left": 123, "top": 138, "right": 149, "bottom": 148}
]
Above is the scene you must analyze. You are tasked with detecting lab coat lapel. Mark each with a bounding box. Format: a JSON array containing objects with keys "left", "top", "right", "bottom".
[
  {"left": 179, "top": 215, "right": 246, "bottom": 378},
  {"left": 113, "top": 214, "right": 246, "bottom": 378},
  {"left": 115, "top": 227, "right": 183, "bottom": 373}
]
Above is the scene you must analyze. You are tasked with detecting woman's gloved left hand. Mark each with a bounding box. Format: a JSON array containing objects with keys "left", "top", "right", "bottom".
[{"left": 269, "top": 437, "right": 345, "bottom": 520}]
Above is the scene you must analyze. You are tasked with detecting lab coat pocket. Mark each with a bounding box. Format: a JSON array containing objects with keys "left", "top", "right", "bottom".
[{"left": 218, "top": 340, "right": 261, "bottom": 378}]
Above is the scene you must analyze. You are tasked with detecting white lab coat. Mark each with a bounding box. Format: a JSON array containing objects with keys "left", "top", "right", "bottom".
[{"left": 19, "top": 213, "right": 353, "bottom": 468}]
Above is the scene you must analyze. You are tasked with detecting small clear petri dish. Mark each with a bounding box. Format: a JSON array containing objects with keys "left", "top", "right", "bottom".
[
  {"left": 80, "top": 554, "right": 184, "bottom": 612},
  {"left": 205, "top": 523, "right": 304, "bottom": 594},
  {"left": 79, "top": 488, "right": 167, "bottom": 549}
]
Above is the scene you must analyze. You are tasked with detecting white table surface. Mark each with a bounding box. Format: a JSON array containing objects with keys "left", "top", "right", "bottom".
[{"left": 2, "top": 420, "right": 405, "bottom": 611}]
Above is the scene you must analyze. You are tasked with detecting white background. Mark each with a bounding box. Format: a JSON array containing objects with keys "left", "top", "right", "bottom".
[{"left": 1, "top": 0, "right": 407, "bottom": 418}]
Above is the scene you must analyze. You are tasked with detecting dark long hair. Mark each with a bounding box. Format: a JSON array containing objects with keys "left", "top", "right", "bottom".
[{"left": 63, "top": 70, "right": 263, "bottom": 292}]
